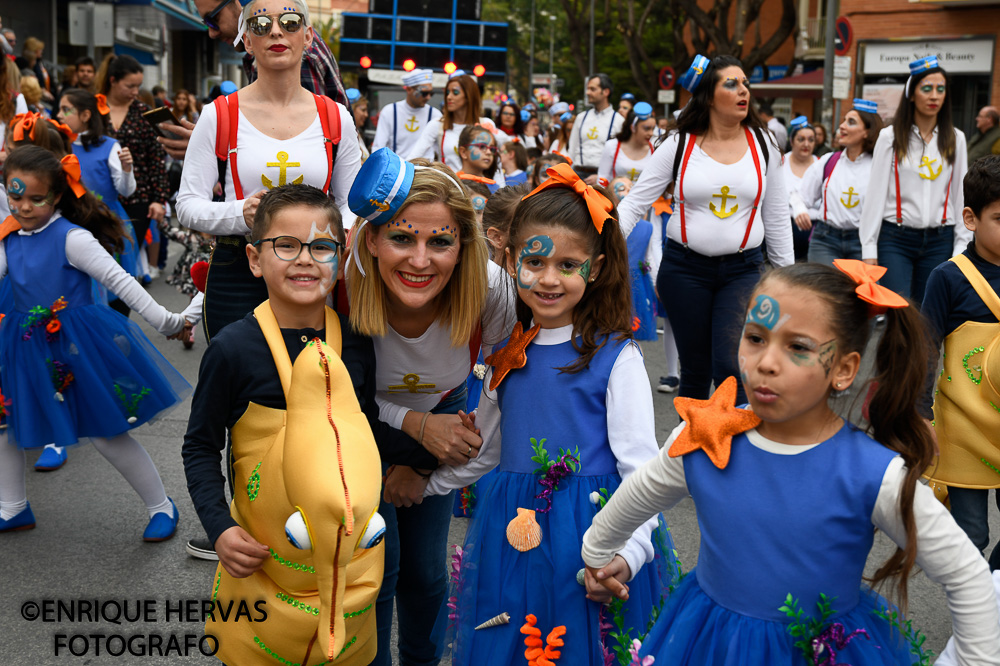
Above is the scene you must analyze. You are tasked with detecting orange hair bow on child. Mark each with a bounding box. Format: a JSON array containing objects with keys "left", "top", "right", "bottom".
[
  {"left": 60, "top": 155, "right": 89, "bottom": 198},
  {"left": 833, "top": 259, "right": 910, "bottom": 316},
  {"left": 456, "top": 171, "right": 496, "bottom": 186},
  {"left": 94, "top": 94, "right": 111, "bottom": 116},
  {"left": 522, "top": 163, "right": 615, "bottom": 233},
  {"left": 10, "top": 113, "right": 39, "bottom": 142}
]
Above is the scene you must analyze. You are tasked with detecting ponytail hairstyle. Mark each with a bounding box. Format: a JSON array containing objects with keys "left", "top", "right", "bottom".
[
  {"left": 95, "top": 53, "right": 143, "bottom": 97},
  {"left": 4, "top": 145, "right": 126, "bottom": 254},
  {"left": 506, "top": 180, "right": 632, "bottom": 372},
  {"left": 891, "top": 64, "right": 956, "bottom": 165},
  {"left": 757, "top": 262, "right": 935, "bottom": 612},
  {"left": 617, "top": 109, "right": 638, "bottom": 143},
  {"left": 458, "top": 124, "right": 499, "bottom": 179},
  {"left": 62, "top": 89, "right": 109, "bottom": 150}
]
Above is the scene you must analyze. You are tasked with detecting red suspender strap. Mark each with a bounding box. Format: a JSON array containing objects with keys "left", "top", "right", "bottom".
[
  {"left": 941, "top": 172, "right": 951, "bottom": 224},
  {"left": 227, "top": 92, "right": 244, "bottom": 200},
  {"left": 314, "top": 94, "right": 342, "bottom": 195},
  {"left": 612, "top": 141, "right": 621, "bottom": 177},
  {"left": 676, "top": 134, "right": 697, "bottom": 246},
  {"left": 893, "top": 154, "right": 902, "bottom": 225},
  {"left": 739, "top": 126, "right": 764, "bottom": 251},
  {"left": 441, "top": 132, "right": 446, "bottom": 164},
  {"left": 822, "top": 155, "right": 836, "bottom": 221}
]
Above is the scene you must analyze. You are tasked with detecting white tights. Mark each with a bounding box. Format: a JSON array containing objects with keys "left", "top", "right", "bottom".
[
  {"left": 662, "top": 316, "right": 680, "bottom": 378},
  {"left": 0, "top": 431, "right": 171, "bottom": 521}
]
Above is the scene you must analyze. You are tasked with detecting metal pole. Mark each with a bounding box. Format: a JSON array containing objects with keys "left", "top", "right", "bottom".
[
  {"left": 822, "top": 0, "right": 839, "bottom": 127},
  {"left": 549, "top": 18, "right": 554, "bottom": 85},
  {"left": 87, "top": 0, "right": 96, "bottom": 59},
  {"left": 529, "top": 0, "right": 536, "bottom": 93},
  {"left": 588, "top": 0, "right": 595, "bottom": 78}
]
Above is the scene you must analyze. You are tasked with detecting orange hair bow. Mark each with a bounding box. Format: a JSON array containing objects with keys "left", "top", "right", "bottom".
[
  {"left": 10, "top": 113, "right": 39, "bottom": 142},
  {"left": 94, "top": 93, "right": 111, "bottom": 116},
  {"left": 60, "top": 155, "right": 89, "bottom": 198},
  {"left": 550, "top": 150, "right": 573, "bottom": 166},
  {"left": 456, "top": 171, "right": 496, "bottom": 186},
  {"left": 48, "top": 118, "right": 78, "bottom": 143},
  {"left": 522, "top": 162, "right": 615, "bottom": 234},
  {"left": 833, "top": 258, "right": 909, "bottom": 315}
]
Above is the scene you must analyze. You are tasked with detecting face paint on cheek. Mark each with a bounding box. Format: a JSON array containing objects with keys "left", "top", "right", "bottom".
[
  {"left": 818, "top": 339, "right": 837, "bottom": 377},
  {"left": 746, "top": 294, "right": 790, "bottom": 331},
  {"left": 319, "top": 254, "right": 338, "bottom": 294},
  {"left": 577, "top": 258, "right": 592, "bottom": 281},
  {"left": 307, "top": 221, "right": 334, "bottom": 242},
  {"left": 8, "top": 178, "right": 26, "bottom": 196},
  {"left": 516, "top": 234, "right": 555, "bottom": 289},
  {"left": 613, "top": 183, "right": 626, "bottom": 199}
]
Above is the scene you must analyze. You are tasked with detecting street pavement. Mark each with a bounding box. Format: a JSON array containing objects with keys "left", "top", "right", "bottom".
[{"left": 1, "top": 240, "right": 995, "bottom": 664}]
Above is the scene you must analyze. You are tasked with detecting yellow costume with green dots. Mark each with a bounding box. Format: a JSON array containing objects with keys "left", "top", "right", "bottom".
[{"left": 207, "top": 302, "right": 383, "bottom": 665}]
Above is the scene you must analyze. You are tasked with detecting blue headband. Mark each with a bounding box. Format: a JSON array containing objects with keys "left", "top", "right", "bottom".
[
  {"left": 680, "top": 55, "right": 710, "bottom": 93},
  {"left": 853, "top": 98, "right": 878, "bottom": 114}
]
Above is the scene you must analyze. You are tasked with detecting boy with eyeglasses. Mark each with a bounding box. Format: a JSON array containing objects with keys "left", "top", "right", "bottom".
[{"left": 183, "top": 184, "right": 399, "bottom": 665}]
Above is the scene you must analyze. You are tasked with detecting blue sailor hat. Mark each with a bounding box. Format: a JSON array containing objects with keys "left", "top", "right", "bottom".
[
  {"left": 853, "top": 98, "right": 878, "bottom": 114},
  {"left": 348, "top": 148, "right": 415, "bottom": 225},
  {"left": 909, "top": 55, "right": 940, "bottom": 76},
  {"left": 219, "top": 80, "right": 238, "bottom": 96},
  {"left": 549, "top": 101, "right": 569, "bottom": 116},
  {"left": 632, "top": 101, "right": 653, "bottom": 120},
  {"left": 520, "top": 109, "right": 532, "bottom": 123},
  {"left": 620, "top": 92, "right": 635, "bottom": 101},
  {"left": 560, "top": 111, "right": 573, "bottom": 123},
  {"left": 789, "top": 115, "right": 810, "bottom": 130},
  {"left": 346, "top": 88, "right": 362, "bottom": 104},
  {"left": 679, "top": 55, "right": 710, "bottom": 93}
]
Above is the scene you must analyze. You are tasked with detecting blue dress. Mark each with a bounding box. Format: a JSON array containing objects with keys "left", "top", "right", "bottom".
[
  {"left": 626, "top": 219, "right": 657, "bottom": 341},
  {"left": 0, "top": 217, "right": 191, "bottom": 448},
  {"left": 450, "top": 334, "right": 677, "bottom": 665},
  {"left": 640, "top": 424, "right": 925, "bottom": 664}
]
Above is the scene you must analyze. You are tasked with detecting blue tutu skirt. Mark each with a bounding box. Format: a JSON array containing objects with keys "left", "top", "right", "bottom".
[
  {"left": 639, "top": 569, "right": 924, "bottom": 665},
  {"left": 0, "top": 302, "right": 191, "bottom": 448},
  {"left": 447, "top": 470, "right": 677, "bottom": 665},
  {"left": 631, "top": 271, "right": 657, "bottom": 341}
]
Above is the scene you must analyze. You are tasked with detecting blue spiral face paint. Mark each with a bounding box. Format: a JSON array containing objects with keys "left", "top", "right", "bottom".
[
  {"left": 471, "top": 195, "right": 487, "bottom": 212},
  {"left": 8, "top": 177, "right": 26, "bottom": 196},
  {"left": 516, "top": 235, "right": 555, "bottom": 289},
  {"left": 746, "top": 294, "right": 789, "bottom": 331}
]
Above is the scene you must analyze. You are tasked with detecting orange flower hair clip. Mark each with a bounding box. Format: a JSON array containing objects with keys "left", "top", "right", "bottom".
[
  {"left": 832, "top": 259, "right": 909, "bottom": 316},
  {"left": 522, "top": 163, "right": 615, "bottom": 234}
]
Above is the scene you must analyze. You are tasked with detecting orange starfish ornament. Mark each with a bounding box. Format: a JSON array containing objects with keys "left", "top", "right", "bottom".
[
  {"left": 668, "top": 376, "right": 761, "bottom": 469},
  {"left": 484, "top": 322, "right": 541, "bottom": 391}
]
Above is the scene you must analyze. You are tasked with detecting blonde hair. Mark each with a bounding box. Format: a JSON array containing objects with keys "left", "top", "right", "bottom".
[
  {"left": 20, "top": 76, "right": 42, "bottom": 106},
  {"left": 348, "top": 161, "right": 489, "bottom": 347},
  {"left": 242, "top": 0, "right": 311, "bottom": 26}
]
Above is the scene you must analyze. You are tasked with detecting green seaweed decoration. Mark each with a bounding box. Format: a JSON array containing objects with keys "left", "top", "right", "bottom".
[
  {"left": 779, "top": 593, "right": 837, "bottom": 662},
  {"left": 113, "top": 384, "right": 151, "bottom": 422},
  {"left": 871, "top": 606, "right": 933, "bottom": 665},
  {"left": 606, "top": 597, "right": 635, "bottom": 666},
  {"left": 529, "top": 437, "right": 580, "bottom": 475}
]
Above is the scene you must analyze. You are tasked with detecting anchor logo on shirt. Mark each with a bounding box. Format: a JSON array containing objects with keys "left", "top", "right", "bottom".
[
  {"left": 627, "top": 168, "right": 640, "bottom": 181},
  {"left": 918, "top": 156, "right": 943, "bottom": 180},
  {"left": 404, "top": 115, "right": 419, "bottom": 132},
  {"left": 262, "top": 151, "right": 304, "bottom": 189},
  {"left": 586, "top": 126, "right": 599, "bottom": 140},
  {"left": 710, "top": 186, "right": 738, "bottom": 218},
  {"left": 387, "top": 373, "right": 440, "bottom": 394},
  {"left": 840, "top": 187, "right": 860, "bottom": 208}
]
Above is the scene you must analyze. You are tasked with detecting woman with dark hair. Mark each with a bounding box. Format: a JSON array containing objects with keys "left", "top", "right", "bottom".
[
  {"left": 795, "top": 99, "right": 884, "bottom": 265},
  {"left": 782, "top": 116, "right": 818, "bottom": 261},
  {"left": 859, "top": 55, "right": 969, "bottom": 303},
  {"left": 547, "top": 111, "right": 573, "bottom": 155},
  {"left": 813, "top": 122, "right": 832, "bottom": 156},
  {"left": 597, "top": 101, "right": 656, "bottom": 188},
  {"left": 495, "top": 100, "right": 524, "bottom": 139},
  {"left": 95, "top": 53, "right": 170, "bottom": 288},
  {"left": 616, "top": 54, "right": 793, "bottom": 404}
]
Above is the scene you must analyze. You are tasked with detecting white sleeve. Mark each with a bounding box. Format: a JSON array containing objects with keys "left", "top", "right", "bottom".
[
  {"left": 404, "top": 119, "right": 440, "bottom": 161},
  {"left": 952, "top": 131, "right": 971, "bottom": 255},
  {"left": 581, "top": 422, "right": 689, "bottom": 570},
  {"left": 425, "top": 380, "right": 502, "bottom": 494},
  {"left": 618, "top": 134, "right": 678, "bottom": 239},
  {"left": 64, "top": 228, "right": 184, "bottom": 336},
  {"left": 15, "top": 94, "right": 27, "bottom": 115},
  {"left": 760, "top": 143, "right": 794, "bottom": 267},
  {"left": 860, "top": 132, "right": 893, "bottom": 260},
  {"left": 566, "top": 113, "right": 582, "bottom": 166},
  {"left": 936, "top": 573, "right": 1000, "bottom": 666},
  {"left": 646, "top": 214, "right": 662, "bottom": 283},
  {"left": 796, "top": 154, "right": 828, "bottom": 214},
  {"left": 597, "top": 140, "right": 616, "bottom": 186},
  {"left": 0, "top": 240, "right": 6, "bottom": 279},
  {"left": 871, "top": 457, "right": 1000, "bottom": 664},
  {"left": 331, "top": 104, "right": 363, "bottom": 227},
  {"left": 108, "top": 141, "right": 137, "bottom": 198},
  {"left": 376, "top": 395, "right": 410, "bottom": 431},
  {"left": 174, "top": 102, "right": 249, "bottom": 237},
  {"left": 371, "top": 104, "right": 392, "bottom": 152},
  {"left": 606, "top": 342, "right": 667, "bottom": 580},
  {"left": 480, "top": 261, "right": 516, "bottom": 351}
]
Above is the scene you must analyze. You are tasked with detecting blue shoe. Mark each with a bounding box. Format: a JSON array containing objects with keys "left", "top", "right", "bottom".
[
  {"left": 0, "top": 503, "right": 36, "bottom": 532},
  {"left": 143, "top": 498, "right": 178, "bottom": 542},
  {"left": 34, "top": 445, "right": 67, "bottom": 471}
]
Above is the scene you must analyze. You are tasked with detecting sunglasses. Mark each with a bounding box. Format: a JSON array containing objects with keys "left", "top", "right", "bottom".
[
  {"left": 467, "top": 143, "right": 495, "bottom": 152},
  {"left": 420, "top": 89, "right": 433, "bottom": 97},
  {"left": 247, "top": 12, "right": 305, "bottom": 36},
  {"left": 202, "top": 0, "right": 236, "bottom": 30}
]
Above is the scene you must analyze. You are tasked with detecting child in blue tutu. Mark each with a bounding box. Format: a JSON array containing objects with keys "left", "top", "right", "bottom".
[
  {"left": 583, "top": 260, "right": 1000, "bottom": 664},
  {"left": 423, "top": 163, "right": 677, "bottom": 665},
  {"left": 0, "top": 145, "right": 193, "bottom": 539}
]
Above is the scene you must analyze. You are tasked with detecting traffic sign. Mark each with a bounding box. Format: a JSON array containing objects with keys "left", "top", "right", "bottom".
[
  {"left": 659, "top": 66, "right": 675, "bottom": 90},
  {"left": 657, "top": 90, "right": 675, "bottom": 104},
  {"left": 834, "top": 16, "right": 853, "bottom": 56},
  {"left": 833, "top": 55, "right": 852, "bottom": 80}
]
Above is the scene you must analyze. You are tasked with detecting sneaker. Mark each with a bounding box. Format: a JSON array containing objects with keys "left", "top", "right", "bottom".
[
  {"left": 0, "top": 503, "right": 36, "bottom": 532},
  {"left": 657, "top": 376, "right": 680, "bottom": 393},
  {"left": 34, "top": 444, "right": 67, "bottom": 471},
  {"left": 148, "top": 266, "right": 160, "bottom": 280},
  {"left": 143, "top": 498, "right": 178, "bottom": 542},
  {"left": 186, "top": 537, "right": 219, "bottom": 561}
]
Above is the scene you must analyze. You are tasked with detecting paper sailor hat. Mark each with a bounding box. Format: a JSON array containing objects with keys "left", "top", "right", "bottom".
[
  {"left": 549, "top": 101, "right": 569, "bottom": 116},
  {"left": 520, "top": 109, "right": 532, "bottom": 123},
  {"left": 402, "top": 69, "right": 433, "bottom": 87},
  {"left": 853, "top": 98, "right": 878, "bottom": 114},
  {"left": 906, "top": 55, "right": 944, "bottom": 98},
  {"left": 346, "top": 88, "right": 362, "bottom": 104},
  {"left": 349, "top": 148, "right": 414, "bottom": 225},
  {"left": 680, "top": 55, "right": 711, "bottom": 93},
  {"left": 620, "top": 92, "right": 636, "bottom": 101}
]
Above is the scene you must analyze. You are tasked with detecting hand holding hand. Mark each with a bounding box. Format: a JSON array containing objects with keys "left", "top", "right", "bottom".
[
  {"left": 584, "top": 555, "right": 631, "bottom": 603},
  {"left": 215, "top": 526, "right": 269, "bottom": 578},
  {"left": 421, "top": 413, "right": 482, "bottom": 466}
]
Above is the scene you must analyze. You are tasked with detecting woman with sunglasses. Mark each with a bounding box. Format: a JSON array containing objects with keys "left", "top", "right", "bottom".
[
  {"left": 176, "top": 0, "right": 361, "bottom": 341},
  {"left": 597, "top": 102, "right": 656, "bottom": 189},
  {"left": 859, "top": 55, "right": 969, "bottom": 303}
]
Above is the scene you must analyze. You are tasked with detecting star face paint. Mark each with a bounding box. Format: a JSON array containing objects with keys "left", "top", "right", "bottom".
[
  {"left": 516, "top": 235, "right": 556, "bottom": 289},
  {"left": 746, "top": 294, "right": 790, "bottom": 331}
]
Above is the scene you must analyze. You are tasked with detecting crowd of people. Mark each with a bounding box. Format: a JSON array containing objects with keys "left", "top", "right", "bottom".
[{"left": 2, "top": 1, "right": 1000, "bottom": 664}]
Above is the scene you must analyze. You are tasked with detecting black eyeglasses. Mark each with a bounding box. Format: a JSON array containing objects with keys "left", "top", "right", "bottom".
[
  {"left": 202, "top": 0, "right": 236, "bottom": 30},
  {"left": 253, "top": 236, "right": 342, "bottom": 263},
  {"left": 247, "top": 12, "right": 306, "bottom": 36}
]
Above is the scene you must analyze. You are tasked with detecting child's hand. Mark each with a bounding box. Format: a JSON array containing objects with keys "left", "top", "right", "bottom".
[
  {"left": 457, "top": 410, "right": 480, "bottom": 436},
  {"left": 584, "top": 555, "right": 631, "bottom": 603},
  {"left": 383, "top": 466, "right": 429, "bottom": 507},
  {"left": 215, "top": 526, "right": 269, "bottom": 578},
  {"left": 119, "top": 147, "right": 133, "bottom": 172},
  {"left": 167, "top": 320, "right": 194, "bottom": 341}
]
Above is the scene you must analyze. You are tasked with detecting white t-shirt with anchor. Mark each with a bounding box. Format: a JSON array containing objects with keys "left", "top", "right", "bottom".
[
  {"left": 567, "top": 105, "right": 624, "bottom": 169},
  {"left": 795, "top": 150, "right": 873, "bottom": 231},
  {"left": 372, "top": 100, "right": 442, "bottom": 156}
]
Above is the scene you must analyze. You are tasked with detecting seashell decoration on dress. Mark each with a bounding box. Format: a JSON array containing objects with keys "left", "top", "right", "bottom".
[{"left": 506, "top": 507, "right": 542, "bottom": 552}]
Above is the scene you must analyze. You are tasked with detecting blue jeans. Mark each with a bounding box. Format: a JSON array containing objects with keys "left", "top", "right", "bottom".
[
  {"left": 807, "top": 222, "right": 864, "bottom": 265},
  {"left": 876, "top": 221, "right": 954, "bottom": 305},
  {"left": 657, "top": 240, "right": 765, "bottom": 404},
  {"left": 949, "top": 486, "right": 1000, "bottom": 571},
  {"left": 372, "top": 389, "right": 465, "bottom": 666}
]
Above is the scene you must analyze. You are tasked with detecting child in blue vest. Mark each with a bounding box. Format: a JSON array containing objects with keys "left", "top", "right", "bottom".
[
  {"left": 583, "top": 260, "right": 1000, "bottom": 664},
  {"left": 421, "top": 163, "right": 677, "bottom": 665}
]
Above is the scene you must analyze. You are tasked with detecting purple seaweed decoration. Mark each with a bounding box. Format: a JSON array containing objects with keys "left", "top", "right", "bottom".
[
  {"left": 811, "top": 623, "right": 872, "bottom": 666},
  {"left": 534, "top": 453, "right": 579, "bottom": 514}
]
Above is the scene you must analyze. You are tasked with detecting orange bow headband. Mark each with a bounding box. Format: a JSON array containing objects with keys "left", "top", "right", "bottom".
[
  {"left": 10, "top": 112, "right": 78, "bottom": 143},
  {"left": 94, "top": 94, "right": 111, "bottom": 116},
  {"left": 60, "top": 155, "right": 88, "bottom": 198},
  {"left": 833, "top": 259, "right": 909, "bottom": 316},
  {"left": 456, "top": 171, "right": 496, "bottom": 186},
  {"left": 522, "top": 163, "right": 616, "bottom": 233}
]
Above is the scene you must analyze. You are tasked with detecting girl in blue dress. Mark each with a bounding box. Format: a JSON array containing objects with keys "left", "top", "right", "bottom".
[
  {"left": 583, "top": 260, "right": 1000, "bottom": 664},
  {"left": 424, "top": 163, "right": 677, "bottom": 665},
  {"left": 0, "top": 145, "right": 192, "bottom": 539}
]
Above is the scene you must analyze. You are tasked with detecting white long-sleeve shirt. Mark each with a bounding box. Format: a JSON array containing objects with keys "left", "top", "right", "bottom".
[
  {"left": 371, "top": 100, "right": 441, "bottom": 156},
  {"left": 404, "top": 118, "right": 507, "bottom": 186},
  {"left": 72, "top": 134, "right": 136, "bottom": 198},
  {"left": 617, "top": 131, "right": 794, "bottom": 266},
  {"left": 859, "top": 125, "right": 970, "bottom": 259},
  {"left": 597, "top": 138, "right": 654, "bottom": 187},
  {"left": 582, "top": 422, "right": 1000, "bottom": 665},
  {"left": 426, "top": 323, "right": 661, "bottom": 580},
  {"left": 783, "top": 153, "right": 820, "bottom": 221},
  {"left": 0, "top": 215, "right": 185, "bottom": 336},
  {"left": 175, "top": 99, "right": 361, "bottom": 236},
  {"left": 567, "top": 105, "right": 624, "bottom": 169},
  {"left": 795, "top": 150, "right": 873, "bottom": 230}
]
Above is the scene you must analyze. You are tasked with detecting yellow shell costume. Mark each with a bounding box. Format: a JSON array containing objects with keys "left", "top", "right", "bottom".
[{"left": 207, "top": 302, "right": 384, "bottom": 665}]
